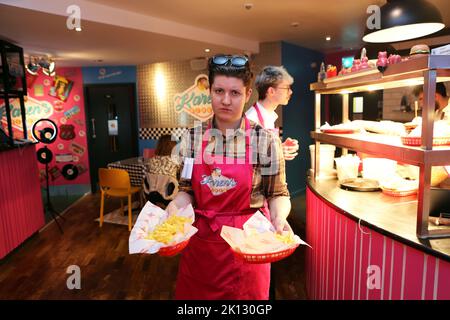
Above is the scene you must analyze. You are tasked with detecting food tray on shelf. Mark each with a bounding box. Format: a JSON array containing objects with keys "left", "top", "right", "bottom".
[
  {"left": 232, "top": 244, "right": 299, "bottom": 264},
  {"left": 340, "top": 178, "right": 380, "bottom": 192},
  {"left": 321, "top": 129, "right": 355, "bottom": 134},
  {"left": 323, "top": 67, "right": 379, "bottom": 83},
  {"left": 381, "top": 187, "right": 418, "bottom": 197},
  {"left": 400, "top": 136, "right": 450, "bottom": 146},
  {"left": 158, "top": 239, "right": 190, "bottom": 257}
]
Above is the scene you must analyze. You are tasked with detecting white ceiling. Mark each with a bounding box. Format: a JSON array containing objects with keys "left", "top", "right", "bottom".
[{"left": 0, "top": 0, "right": 449, "bottom": 66}]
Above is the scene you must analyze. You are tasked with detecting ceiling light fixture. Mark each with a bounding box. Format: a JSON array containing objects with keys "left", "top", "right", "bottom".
[
  {"left": 363, "top": 0, "right": 445, "bottom": 43},
  {"left": 75, "top": 27, "right": 82, "bottom": 32},
  {"left": 204, "top": 48, "right": 210, "bottom": 53},
  {"left": 26, "top": 55, "right": 56, "bottom": 77},
  {"left": 25, "top": 56, "right": 40, "bottom": 75},
  {"left": 326, "top": 36, "right": 331, "bottom": 41}
]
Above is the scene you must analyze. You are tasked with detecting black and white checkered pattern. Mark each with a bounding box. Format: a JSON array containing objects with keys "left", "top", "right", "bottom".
[
  {"left": 140, "top": 127, "right": 282, "bottom": 140},
  {"left": 139, "top": 127, "right": 189, "bottom": 140},
  {"left": 107, "top": 162, "right": 146, "bottom": 187}
]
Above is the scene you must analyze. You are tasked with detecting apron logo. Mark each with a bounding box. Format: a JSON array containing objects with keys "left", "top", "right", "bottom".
[{"left": 200, "top": 168, "right": 237, "bottom": 196}]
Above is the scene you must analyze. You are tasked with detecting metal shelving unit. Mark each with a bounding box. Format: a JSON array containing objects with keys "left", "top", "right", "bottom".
[{"left": 309, "top": 54, "right": 450, "bottom": 239}]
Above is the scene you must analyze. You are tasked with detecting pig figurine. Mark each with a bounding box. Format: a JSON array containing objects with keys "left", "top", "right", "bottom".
[{"left": 377, "top": 51, "right": 388, "bottom": 72}]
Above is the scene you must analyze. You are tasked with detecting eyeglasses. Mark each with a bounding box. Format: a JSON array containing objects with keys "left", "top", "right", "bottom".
[{"left": 210, "top": 55, "right": 249, "bottom": 68}]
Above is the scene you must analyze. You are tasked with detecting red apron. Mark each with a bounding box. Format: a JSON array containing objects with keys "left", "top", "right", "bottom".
[
  {"left": 253, "top": 103, "right": 277, "bottom": 222},
  {"left": 175, "top": 117, "right": 270, "bottom": 300}
]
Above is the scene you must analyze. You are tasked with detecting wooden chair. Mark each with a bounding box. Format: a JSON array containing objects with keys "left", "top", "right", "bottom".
[{"left": 98, "top": 168, "right": 141, "bottom": 231}]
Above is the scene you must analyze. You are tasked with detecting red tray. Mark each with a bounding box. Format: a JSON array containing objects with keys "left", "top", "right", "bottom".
[
  {"left": 158, "top": 239, "right": 190, "bottom": 257},
  {"left": 401, "top": 136, "right": 450, "bottom": 146},
  {"left": 322, "top": 129, "right": 354, "bottom": 134},
  {"left": 232, "top": 244, "right": 299, "bottom": 264}
]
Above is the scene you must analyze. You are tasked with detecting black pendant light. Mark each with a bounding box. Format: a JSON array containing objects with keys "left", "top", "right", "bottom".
[{"left": 363, "top": 0, "right": 445, "bottom": 43}]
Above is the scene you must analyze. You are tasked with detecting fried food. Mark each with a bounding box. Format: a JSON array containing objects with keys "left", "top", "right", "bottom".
[
  {"left": 145, "top": 215, "right": 190, "bottom": 244},
  {"left": 275, "top": 233, "right": 296, "bottom": 245}
]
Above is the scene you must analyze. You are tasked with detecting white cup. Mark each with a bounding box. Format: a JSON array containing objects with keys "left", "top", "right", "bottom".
[
  {"left": 335, "top": 156, "right": 360, "bottom": 182},
  {"left": 309, "top": 144, "right": 336, "bottom": 174}
]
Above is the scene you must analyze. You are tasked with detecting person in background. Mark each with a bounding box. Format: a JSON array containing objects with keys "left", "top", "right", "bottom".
[
  {"left": 414, "top": 82, "right": 449, "bottom": 121},
  {"left": 142, "top": 135, "right": 180, "bottom": 208},
  {"left": 167, "top": 54, "right": 291, "bottom": 300},
  {"left": 245, "top": 65, "right": 299, "bottom": 160}
]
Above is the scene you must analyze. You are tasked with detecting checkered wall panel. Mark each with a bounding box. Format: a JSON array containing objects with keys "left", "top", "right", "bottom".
[
  {"left": 139, "top": 127, "right": 282, "bottom": 140},
  {"left": 139, "top": 127, "right": 189, "bottom": 140}
]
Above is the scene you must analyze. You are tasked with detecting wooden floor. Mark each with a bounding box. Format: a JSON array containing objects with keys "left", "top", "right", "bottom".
[{"left": 0, "top": 193, "right": 308, "bottom": 300}]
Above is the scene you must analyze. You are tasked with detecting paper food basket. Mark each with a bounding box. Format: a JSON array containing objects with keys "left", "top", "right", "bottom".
[
  {"left": 220, "top": 211, "right": 310, "bottom": 264},
  {"left": 129, "top": 202, "right": 197, "bottom": 257}
]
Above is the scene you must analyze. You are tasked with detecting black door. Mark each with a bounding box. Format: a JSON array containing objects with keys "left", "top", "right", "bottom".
[{"left": 84, "top": 84, "right": 138, "bottom": 192}]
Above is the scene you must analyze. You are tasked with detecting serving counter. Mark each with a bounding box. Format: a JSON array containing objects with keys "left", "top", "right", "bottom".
[
  {"left": 0, "top": 144, "right": 44, "bottom": 259},
  {"left": 305, "top": 177, "right": 450, "bottom": 300}
]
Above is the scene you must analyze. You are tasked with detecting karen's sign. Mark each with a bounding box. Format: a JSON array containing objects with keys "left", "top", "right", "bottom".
[
  {"left": 0, "top": 96, "right": 54, "bottom": 139},
  {"left": 174, "top": 74, "right": 213, "bottom": 121}
]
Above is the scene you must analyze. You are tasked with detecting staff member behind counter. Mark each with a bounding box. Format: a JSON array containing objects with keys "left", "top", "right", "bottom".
[
  {"left": 246, "top": 65, "right": 299, "bottom": 160},
  {"left": 414, "top": 82, "right": 450, "bottom": 121},
  {"left": 166, "top": 54, "right": 292, "bottom": 300}
]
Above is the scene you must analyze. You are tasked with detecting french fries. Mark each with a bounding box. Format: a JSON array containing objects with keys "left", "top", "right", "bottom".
[
  {"left": 145, "top": 215, "right": 190, "bottom": 244},
  {"left": 275, "top": 233, "right": 296, "bottom": 245}
]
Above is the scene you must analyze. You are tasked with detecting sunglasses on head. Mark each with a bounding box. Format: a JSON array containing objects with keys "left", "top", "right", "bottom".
[{"left": 210, "top": 55, "right": 249, "bottom": 68}]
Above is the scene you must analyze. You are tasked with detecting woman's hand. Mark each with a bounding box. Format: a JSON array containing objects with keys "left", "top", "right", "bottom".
[
  {"left": 166, "top": 191, "right": 194, "bottom": 216},
  {"left": 268, "top": 196, "right": 292, "bottom": 233},
  {"left": 272, "top": 216, "right": 293, "bottom": 234}
]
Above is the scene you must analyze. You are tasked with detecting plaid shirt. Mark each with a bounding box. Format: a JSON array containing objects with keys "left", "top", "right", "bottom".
[{"left": 176, "top": 117, "right": 289, "bottom": 208}]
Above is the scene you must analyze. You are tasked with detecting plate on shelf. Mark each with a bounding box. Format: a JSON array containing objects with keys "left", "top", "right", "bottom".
[
  {"left": 340, "top": 178, "right": 380, "bottom": 192},
  {"left": 400, "top": 136, "right": 450, "bottom": 146},
  {"left": 381, "top": 187, "right": 418, "bottom": 197},
  {"left": 321, "top": 129, "right": 355, "bottom": 134}
]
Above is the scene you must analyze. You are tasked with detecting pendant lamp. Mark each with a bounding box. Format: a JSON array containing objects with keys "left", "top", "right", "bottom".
[{"left": 363, "top": 0, "right": 445, "bottom": 43}]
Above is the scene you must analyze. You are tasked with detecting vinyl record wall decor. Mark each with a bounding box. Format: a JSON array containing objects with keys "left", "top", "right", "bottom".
[{"left": 8, "top": 67, "right": 92, "bottom": 185}]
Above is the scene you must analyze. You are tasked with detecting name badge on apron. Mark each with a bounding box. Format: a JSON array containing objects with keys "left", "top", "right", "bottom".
[{"left": 181, "top": 157, "right": 194, "bottom": 179}]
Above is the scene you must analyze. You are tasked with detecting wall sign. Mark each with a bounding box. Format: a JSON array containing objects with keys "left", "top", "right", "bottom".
[
  {"left": 108, "top": 119, "right": 118, "bottom": 136},
  {"left": 174, "top": 74, "right": 213, "bottom": 121},
  {"left": 0, "top": 96, "right": 53, "bottom": 139}
]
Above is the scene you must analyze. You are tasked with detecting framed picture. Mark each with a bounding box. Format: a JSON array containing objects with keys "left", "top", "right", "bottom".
[{"left": 49, "top": 75, "right": 73, "bottom": 102}]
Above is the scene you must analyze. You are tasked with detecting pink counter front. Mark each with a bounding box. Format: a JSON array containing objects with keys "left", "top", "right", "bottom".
[
  {"left": 305, "top": 180, "right": 450, "bottom": 300},
  {"left": 0, "top": 144, "right": 45, "bottom": 259}
]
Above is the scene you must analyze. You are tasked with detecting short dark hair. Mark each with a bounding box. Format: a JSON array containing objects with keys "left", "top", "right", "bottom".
[
  {"left": 413, "top": 82, "right": 447, "bottom": 97},
  {"left": 155, "top": 135, "right": 176, "bottom": 156},
  {"left": 208, "top": 54, "right": 254, "bottom": 89},
  {"left": 255, "top": 66, "right": 294, "bottom": 100}
]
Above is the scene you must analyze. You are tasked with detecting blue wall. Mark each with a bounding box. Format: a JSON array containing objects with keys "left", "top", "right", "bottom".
[
  {"left": 82, "top": 66, "right": 137, "bottom": 84},
  {"left": 281, "top": 42, "right": 324, "bottom": 196}
]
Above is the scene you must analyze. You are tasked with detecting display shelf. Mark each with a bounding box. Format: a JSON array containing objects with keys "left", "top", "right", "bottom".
[
  {"left": 311, "top": 131, "right": 450, "bottom": 166},
  {"left": 310, "top": 55, "right": 450, "bottom": 94},
  {"left": 310, "top": 54, "right": 450, "bottom": 239}
]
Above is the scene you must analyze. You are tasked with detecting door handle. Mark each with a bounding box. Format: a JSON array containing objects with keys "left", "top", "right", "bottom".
[{"left": 91, "top": 118, "right": 96, "bottom": 139}]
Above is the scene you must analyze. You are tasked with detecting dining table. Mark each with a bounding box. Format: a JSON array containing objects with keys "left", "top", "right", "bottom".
[{"left": 106, "top": 156, "right": 149, "bottom": 187}]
